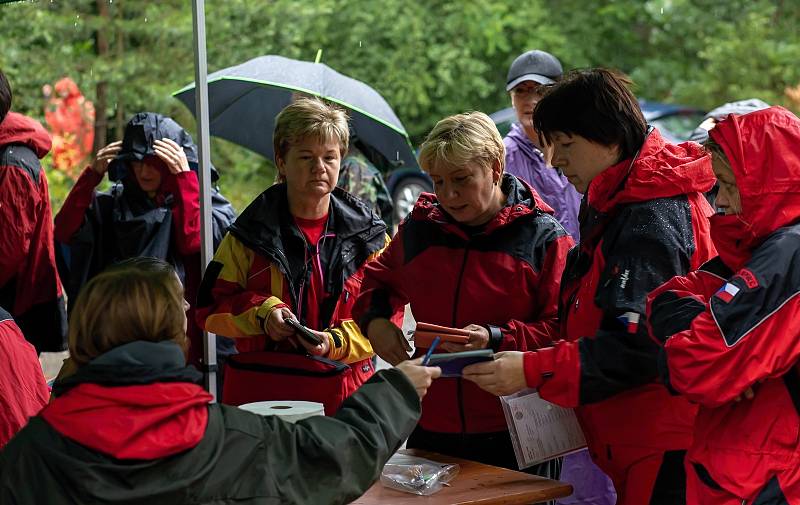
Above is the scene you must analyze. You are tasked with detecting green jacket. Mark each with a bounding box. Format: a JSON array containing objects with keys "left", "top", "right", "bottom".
[{"left": 0, "top": 341, "right": 420, "bottom": 504}]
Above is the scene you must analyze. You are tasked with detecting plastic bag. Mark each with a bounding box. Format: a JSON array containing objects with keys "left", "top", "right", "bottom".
[{"left": 380, "top": 453, "right": 460, "bottom": 496}]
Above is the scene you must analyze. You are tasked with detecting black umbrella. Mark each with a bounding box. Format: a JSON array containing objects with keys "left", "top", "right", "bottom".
[{"left": 173, "top": 55, "right": 417, "bottom": 169}]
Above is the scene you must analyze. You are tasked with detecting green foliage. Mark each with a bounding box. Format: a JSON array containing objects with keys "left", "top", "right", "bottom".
[{"left": 1, "top": 0, "right": 799, "bottom": 213}]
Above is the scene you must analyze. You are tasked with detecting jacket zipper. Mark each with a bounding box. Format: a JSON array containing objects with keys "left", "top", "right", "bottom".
[{"left": 452, "top": 246, "right": 470, "bottom": 435}]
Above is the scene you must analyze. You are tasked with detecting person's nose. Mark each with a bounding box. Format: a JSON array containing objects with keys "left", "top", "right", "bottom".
[
  {"left": 551, "top": 148, "right": 567, "bottom": 169},
  {"left": 715, "top": 186, "right": 730, "bottom": 210},
  {"left": 311, "top": 157, "right": 326, "bottom": 174}
]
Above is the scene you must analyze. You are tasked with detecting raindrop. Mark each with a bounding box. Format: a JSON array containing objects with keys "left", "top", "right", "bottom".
[
  {"left": 76, "top": 14, "right": 80, "bottom": 19},
  {"left": 144, "top": 17, "right": 148, "bottom": 22},
  {"left": 90, "top": 68, "right": 93, "bottom": 76},
  {"left": 359, "top": 41, "right": 362, "bottom": 48},
  {"left": 396, "top": 151, "right": 400, "bottom": 160},
  {"left": 660, "top": 7, "right": 664, "bottom": 14}
]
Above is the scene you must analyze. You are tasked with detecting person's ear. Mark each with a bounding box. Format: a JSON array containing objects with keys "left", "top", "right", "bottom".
[
  {"left": 276, "top": 153, "right": 286, "bottom": 177},
  {"left": 492, "top": 159, "right": 503, "bottom": 185}
]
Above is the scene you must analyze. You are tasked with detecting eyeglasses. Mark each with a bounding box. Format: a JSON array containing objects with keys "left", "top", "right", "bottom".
[{"left": 511, "top": 84, "right": 544, "bottom": 98}]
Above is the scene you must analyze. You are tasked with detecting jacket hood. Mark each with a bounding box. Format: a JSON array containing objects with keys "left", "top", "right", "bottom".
[
  {"left": 412, "top": 173, "right": 554, "bottom": 236},
  {"left": 709, "top": 106, "right": 800, "bottom": 257},
  {"left": 43, "top": 341, "right": 211, "bottom": 460},
  {"left": 0, "top": 112, "right": 52, "bottom": 158},
  {"left": 109, "top": 112, "right": 219, "bottom": 182},
  {"left": 588, "top": 128, "right": 715, "bottom": 213}
]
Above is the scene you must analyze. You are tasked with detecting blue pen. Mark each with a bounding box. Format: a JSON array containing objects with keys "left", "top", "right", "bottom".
[{"left": 422, "top": 336, "right": 441, "bottom": 366}]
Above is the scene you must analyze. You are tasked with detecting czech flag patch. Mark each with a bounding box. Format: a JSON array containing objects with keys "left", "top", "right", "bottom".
[
  {"left": 617, "top": 312, "right": 640, "bottom": 334},
  {"left": 716, "top": 282, "right": 740, "bottom": 303}
]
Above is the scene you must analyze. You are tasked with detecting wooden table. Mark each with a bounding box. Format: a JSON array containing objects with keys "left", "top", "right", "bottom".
[{"left": 353, "top": 450, "right": 573, "bottom": 505}]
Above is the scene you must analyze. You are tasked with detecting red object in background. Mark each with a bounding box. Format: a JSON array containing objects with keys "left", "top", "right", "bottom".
[{"left": 43, "top": 77, "right": 95, "bottom": 178}]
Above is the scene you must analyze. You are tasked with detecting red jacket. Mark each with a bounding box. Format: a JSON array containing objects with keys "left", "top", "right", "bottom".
[
  {"left": 522, "top": 129, "right": 716, "bottom": 483},
  {"left": 0, "top": 112, "right": 67, "bottom": 352},
  {"left": 0, "top": 307, "right": 49, "bottom": 447},
  {"left": 649, "top": 107, "right": 800, "bottom": 502},
  {"left": 354, "top": 175, "right": 574, "bottom": 433}
]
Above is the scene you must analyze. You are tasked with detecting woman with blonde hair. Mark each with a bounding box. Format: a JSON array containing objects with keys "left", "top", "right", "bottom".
[
  {"left": 353, "top": 111, "right": 573, "bottom": 475},
  {"left": 197, "top": 98, "right": 386, "bottom": 402},
  {"left": 0, "top": 257, "right": 440, "bottom": 504}
]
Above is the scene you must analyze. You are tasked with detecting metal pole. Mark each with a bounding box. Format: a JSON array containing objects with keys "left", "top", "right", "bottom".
[{"left": 191, "top": 0, "right": 217, "bottom": 400}]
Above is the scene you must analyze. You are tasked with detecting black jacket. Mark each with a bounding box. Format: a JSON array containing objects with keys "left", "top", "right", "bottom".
[{"left": 0, "top": 341, "right": 420, "bottom": 504}]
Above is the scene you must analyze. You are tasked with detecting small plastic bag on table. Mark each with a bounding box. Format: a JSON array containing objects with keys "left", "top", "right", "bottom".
[{"left": 380, "top": 453, "right": 460, "bottom": 496}]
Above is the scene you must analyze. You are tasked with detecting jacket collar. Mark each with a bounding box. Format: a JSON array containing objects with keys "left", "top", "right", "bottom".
[
  {"left": 587, "top": 128, "right": 714, "bottom": 214},
  {"left": 506, "top": 123, "right": 545, "bottom": 161},
  {"left": 411, "top": 174, "right": 554, "bottom": 238},
  {"left": 229, "top": 184, "right": 385, "bottom": 259},
  {"left": 53, "top": 341, "right": 201, "bottom": 397}
]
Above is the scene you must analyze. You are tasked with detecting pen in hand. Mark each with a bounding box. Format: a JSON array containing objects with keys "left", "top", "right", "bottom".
[{"left": 422, "top": 336, "right": 441, "bottom": 366}]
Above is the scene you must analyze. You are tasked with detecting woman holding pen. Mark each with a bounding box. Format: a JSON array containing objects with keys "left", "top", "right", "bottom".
[{"left": 352, "top": 111, "right": 573, "bottom": 476}]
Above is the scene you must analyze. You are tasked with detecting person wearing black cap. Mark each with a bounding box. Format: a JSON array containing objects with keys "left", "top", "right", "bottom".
[
  {"left": 504, "top": 50, "right": 581, "bottom": 241},
  {"left": 54, "top": 113, "right": 236, "bottom": 369}
]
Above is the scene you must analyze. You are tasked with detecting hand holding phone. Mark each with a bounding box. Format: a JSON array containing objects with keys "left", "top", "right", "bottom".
[{"left": 285, "top": 318, "right": 324, "bottom": 346}]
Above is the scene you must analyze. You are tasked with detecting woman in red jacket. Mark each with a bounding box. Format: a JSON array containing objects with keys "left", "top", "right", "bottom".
[
  {"left": 647, "top": 106, "right": 800, "bottom": 504},
  {"left": 464, "top": 69, "right": 717, "bottom": 504},
  {"left": 352, "top": 111, "right": 574, "bottom": 474}
]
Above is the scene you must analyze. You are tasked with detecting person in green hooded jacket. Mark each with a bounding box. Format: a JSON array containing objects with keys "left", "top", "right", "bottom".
[{"left": 0, "top": 257, "right": 440, "bottom": 505}]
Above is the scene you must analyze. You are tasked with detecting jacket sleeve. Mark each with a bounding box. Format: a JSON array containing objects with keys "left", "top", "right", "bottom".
[
  {"left": 664, "top": 232, "right": 800, "bottom": 407},
  {"left": 531, "top": 201, "right": 699, "bottom": 407},
  {"left": 323, "top": 235, "right": 389, "bottom": 364},
  {"left": 264, "top": 367, "right": 420, "bottom": 504},
  {"left": 352, "top": 227, "right": 409, "bottom": 332},
  {"left": 196, "top": 233, "right": 286, "bottom": 338},
  {"left": 496, "top": 232, "right": 573, "bottom": 351},
  {"left": 53, "top": 166, "right": 102, "bottom": 244},
  {"left": 0, "top": 310, "right": 50, "bottom": 448},
  {"left": 0, "top": 167, "right": 40, "bottom": 288},
  {"left": 168, "top": 171, "right": 201, "bottom": 256}
]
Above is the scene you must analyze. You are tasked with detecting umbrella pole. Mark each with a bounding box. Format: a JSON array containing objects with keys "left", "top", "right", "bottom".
[{"left": 191, "top": 0, "right": 217, "bottom": 400}]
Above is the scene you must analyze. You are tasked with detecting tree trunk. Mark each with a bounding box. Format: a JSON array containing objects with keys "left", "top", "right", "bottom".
[
  {"left": 93, "top": 0, "right": 110, "bottom": 153},
  {"left": 114, "top": 0, "right": 125, "bottom": 141}
]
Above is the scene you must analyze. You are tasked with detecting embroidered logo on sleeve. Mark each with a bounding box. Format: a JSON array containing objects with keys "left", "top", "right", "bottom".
[
  {"left": 738, "top": 269, "right": 759, "bottom": 289},
  {"left": 715, "top": 282, "right": 740, "bottom": 303},
  {"left": 616, "top": 311, "right": 640, "bottom": 333}
]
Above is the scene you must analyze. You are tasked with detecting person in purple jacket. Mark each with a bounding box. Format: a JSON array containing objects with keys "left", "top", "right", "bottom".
[
  {"left": 505, "top": 51, "right": 615, "bottom": 505},
  {"left": 504, "top": 50, "right": 582, "bottom": 241}
]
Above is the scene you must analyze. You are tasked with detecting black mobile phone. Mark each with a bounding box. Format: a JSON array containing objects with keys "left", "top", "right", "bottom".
[{"left": 286, "top": 318, "right": 324, "bottom": 346}]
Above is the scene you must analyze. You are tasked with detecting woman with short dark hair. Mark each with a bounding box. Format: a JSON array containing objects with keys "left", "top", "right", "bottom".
[{"left": 464, "top": 69, "right": 717, "bottom": 504}]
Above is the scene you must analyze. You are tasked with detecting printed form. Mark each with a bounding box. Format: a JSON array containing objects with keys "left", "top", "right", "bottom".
[{"left": 501, "top": 389, "right": 587, "bottom": 469}]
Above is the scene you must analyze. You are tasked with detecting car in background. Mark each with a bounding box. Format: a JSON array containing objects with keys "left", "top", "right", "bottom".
[
  {"left": 490, "top": 100, "right": 706, "bottom": 144},
  {"left": 385, "top": 165, "right": 432, "bottom": 226}
]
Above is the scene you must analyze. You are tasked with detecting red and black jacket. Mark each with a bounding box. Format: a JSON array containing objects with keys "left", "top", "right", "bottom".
[
  {"left": 0, "top": 306, "right": 49, "bottom": 448},
  {"left": 522, "top": 129, "right": 717, "bottom": 483},
  {"left": 0, "top": 112, "right": 67, "bottom": 352},
  {"left": 648, "top": 107, "right": 800, "bottom": 502},
  {"left": 353, "top": 174, "right": 574, "bottom": 433}
]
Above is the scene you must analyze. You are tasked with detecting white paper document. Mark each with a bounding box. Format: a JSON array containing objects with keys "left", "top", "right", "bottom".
[{"left": 500, "top": 389, "right": 587, "bottom": 469}]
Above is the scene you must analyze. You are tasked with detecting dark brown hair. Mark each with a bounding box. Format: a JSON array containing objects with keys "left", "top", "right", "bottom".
[
  {"left": 0, "top": 69, "right": 11, "bottom": 124},
  {"left": 68, "top": 257, "right": 187, "bottom": 366},
  {"left": 533, "top": 68, "right": 647, "bottom": 162}
]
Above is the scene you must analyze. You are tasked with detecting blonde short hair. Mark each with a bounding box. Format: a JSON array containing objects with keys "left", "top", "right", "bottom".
[
  {"left": 68, "top": 258, "right": 187, "bottom": 366},
  {"left": 418, "top": 111, "right": 505, "bottom": 174},
  {"left": 273, "top": 97, "right": 350, "bottom": 162}
]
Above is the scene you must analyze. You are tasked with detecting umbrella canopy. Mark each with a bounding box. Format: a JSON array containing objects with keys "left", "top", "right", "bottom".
[{"left": 173, "top": 55, "right": 417, "bottom": 169}]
